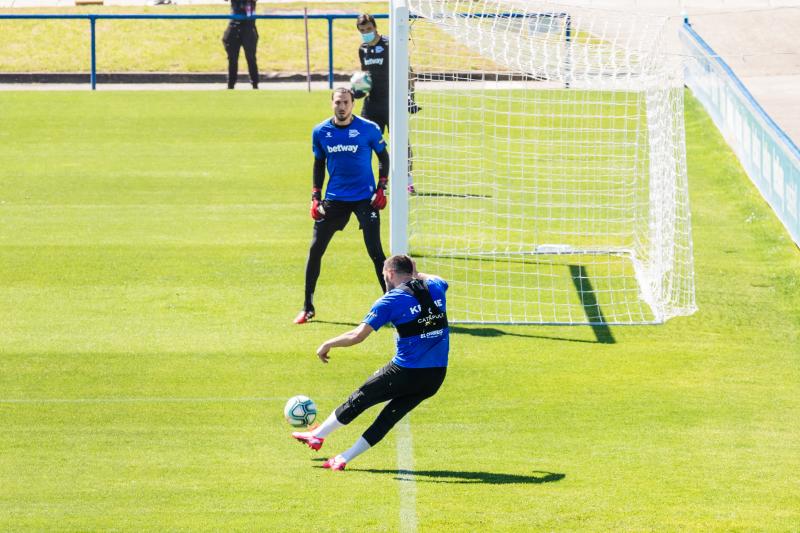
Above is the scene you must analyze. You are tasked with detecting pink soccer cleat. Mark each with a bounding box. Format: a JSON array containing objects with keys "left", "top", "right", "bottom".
[
  {"left": 322, "top": 455, "right": 347, "bottom": 471},
  {"left": 293, "top": 309, "right": 315, "bottom": 324},
  {"left": 292, "top": 431, "right": 324, "bottom": 451}
]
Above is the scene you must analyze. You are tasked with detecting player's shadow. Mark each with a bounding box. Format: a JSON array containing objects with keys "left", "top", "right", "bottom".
[
  {"left": 313, "top": 322, "right": 613, "bottom": 344},
  {"left": 313, "top": 320, "right": 361, "bottom": 327},
  {"left": 350, "top": 467, "right": 565, "bottom": 485}
]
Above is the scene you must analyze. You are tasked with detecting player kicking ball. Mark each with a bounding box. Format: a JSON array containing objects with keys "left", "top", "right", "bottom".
[
  {"left": 294, "top": 87, "right": 389, "bottom": 325},
  {"left": 292, "top": 254, "right": 449, "bottom": 471}
]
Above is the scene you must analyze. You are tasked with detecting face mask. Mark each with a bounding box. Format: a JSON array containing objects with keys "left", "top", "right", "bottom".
[{"left": 361, "top": 31, "right": 375, "bottom": 43}]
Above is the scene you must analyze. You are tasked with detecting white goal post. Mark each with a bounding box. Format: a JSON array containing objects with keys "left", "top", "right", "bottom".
[{"left": 390, "top": 0, "right": 697, "bottom": 325}]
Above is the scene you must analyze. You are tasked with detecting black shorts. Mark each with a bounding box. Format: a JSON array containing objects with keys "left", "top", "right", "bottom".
[
  {"left": 360, "top": 361, "right": 447, "bottom": 404},
  {"left": 335, "top": 361, "right": 447, "bottom": 427},
  {"left": 316, "top": 198, "right": 378, "bottom": 232}
]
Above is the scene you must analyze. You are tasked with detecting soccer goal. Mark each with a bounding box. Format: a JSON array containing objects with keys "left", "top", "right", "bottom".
[{"left": 389, "top": 0, "right": 697, "bottom": 325}]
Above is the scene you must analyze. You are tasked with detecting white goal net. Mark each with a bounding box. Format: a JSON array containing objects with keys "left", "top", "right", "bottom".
[{"left": 392, "top": 0, "right": 697, "bottom": 324}]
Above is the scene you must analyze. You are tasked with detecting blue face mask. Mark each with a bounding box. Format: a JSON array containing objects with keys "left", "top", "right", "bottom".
[{"left": 361, "top": 31, "right": 375, "bottom": 43}]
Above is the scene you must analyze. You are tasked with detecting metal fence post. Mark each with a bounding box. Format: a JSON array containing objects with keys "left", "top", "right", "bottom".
[
  {"left": 327, "top": 16, "right": 334, "bottom": 89},
  {"left": 90, "top": 15, "right": 97, "bottom": 90}
]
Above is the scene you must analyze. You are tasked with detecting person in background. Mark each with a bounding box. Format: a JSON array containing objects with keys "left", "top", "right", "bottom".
[
  {"left": 354, "top": 13, "right": 421, "bottom": 193},
  {"left": 222, "top": 0, "right": 259, "bottom": 89}
]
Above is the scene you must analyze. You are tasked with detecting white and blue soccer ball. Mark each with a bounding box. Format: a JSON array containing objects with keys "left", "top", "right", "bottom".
[
  {"left": 350, "top": 70, "right": 372, "bottom": 93},
  {"left": 283, "top": 395, "right": 317, "bottom": 428}
]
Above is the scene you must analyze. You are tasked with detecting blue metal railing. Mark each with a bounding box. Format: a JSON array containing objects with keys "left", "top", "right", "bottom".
[
  {"left": 681, "top": 16, "right": 800, "bottom": 246},
  {"left": 0, "top": 11, "right": 575, "bottom": 89},
  {"left": 0, "top": 13, "right": 388, "bottom": 90}
]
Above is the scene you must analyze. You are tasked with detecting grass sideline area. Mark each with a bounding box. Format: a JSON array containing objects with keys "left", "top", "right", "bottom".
[
  {"left": 0, "top": 2, "right": 387, "bottom": 73},
  {"left": 0, "top": 90, "right": 799, "bottom": 530}
]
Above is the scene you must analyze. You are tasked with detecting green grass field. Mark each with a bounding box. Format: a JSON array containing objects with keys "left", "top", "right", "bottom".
[{"left": 1, "top": 90, "right": 799, "bottom": 531}]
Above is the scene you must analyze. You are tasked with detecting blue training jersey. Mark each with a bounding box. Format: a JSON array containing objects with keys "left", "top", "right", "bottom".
[
  {"left": 311, "top": 116, "right": 386, "bottom": 202},
  {"left": 362, "top": 277, "right": 450, "bottom": 369}
]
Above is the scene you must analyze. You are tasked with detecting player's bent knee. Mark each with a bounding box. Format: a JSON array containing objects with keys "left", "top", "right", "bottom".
[{"left": 334, "top": 389, "right": 367, "bottom": 424}]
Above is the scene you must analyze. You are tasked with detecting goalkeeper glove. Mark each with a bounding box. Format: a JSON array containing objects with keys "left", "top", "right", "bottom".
[
  {"left": 371, "top": 177, "right": 388, "bottom": 210},
  {"left": 310, "top": 188, "right": 325, "bottom": 220}
]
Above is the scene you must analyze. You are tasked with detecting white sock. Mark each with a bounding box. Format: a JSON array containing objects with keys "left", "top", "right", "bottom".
[
  {"left": 312, "top": 411, "right": 344, "bottom": 439},
  {"left": 340, "top": 436, "right": 371, "bottom": 463}
]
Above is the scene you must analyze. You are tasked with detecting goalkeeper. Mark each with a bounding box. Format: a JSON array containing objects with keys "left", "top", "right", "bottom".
[
  {"left": 293, "top": 87, "right": 390, "bottom": 325},
  {"left": 354, "top": 14, "right": 390, "bottom": 134},
  {"left": 292, "top": 254, "right": 449, "bottom": 471},
  {"left": 354, "top": 13, "right": 420, "bottom": 193}
]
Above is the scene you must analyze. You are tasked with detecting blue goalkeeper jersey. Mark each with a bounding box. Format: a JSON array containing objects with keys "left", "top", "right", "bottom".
[
  {"left": 312, "top": 116, "right": 386, "bottom": 202},
  {"left": 362, "top": 277, "right": 450, "bottom": 369}
]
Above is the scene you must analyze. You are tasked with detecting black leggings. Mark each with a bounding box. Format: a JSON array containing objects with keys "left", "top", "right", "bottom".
[
  {"left": 360, "top": 104, "right": 414, "bottom": 175},
  {"left": 361, "top": 98, "right": 388, "bottom": 134},
  {"left": 335, "top": 362, "right": 447, "bottom": 446},
  {"left": 222, "top": 23, "right": 259, "bottom": 88},
  {"left": 303, "top": 199, "right": 386, "bottom": 311}
]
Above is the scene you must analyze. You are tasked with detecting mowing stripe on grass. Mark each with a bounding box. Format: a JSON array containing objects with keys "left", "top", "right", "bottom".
[{"left": 396, "top": 418, "right": 418, "bottom": 533}]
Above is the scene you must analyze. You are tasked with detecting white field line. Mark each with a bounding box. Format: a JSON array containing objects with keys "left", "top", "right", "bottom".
[
  {"left": 6, "top": 396, "right": 417, "bottom": 530},
  {"left": 396, "top": 418, "right": 418, "bottom": 533},
  {"left": 0, "top": 396, "right": 290, "bottom": 404}
]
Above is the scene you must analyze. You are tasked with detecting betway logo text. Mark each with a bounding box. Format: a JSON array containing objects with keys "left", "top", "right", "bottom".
[
  {"left": 364, "top": 58, "right": 384, "bottom": 66},
  {"left": 327, "top": 144, "right": 359, "bottom": 154}
]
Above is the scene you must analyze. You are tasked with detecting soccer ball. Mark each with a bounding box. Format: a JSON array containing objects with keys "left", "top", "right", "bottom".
[
  {"left": 350, "top": 71, "right": 372, "bottom": 93},
  {"left": 283, "top": 395, "right": 317, "bottom": 428}
]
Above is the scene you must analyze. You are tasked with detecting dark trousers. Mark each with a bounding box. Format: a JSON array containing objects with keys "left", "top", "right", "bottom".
[
  {"left": 335, "top": 362, "right": 447, "bottom": 446},
  {"left": 361, "top": 101, "right": 414, "bottom": 176},
  {"left": 303, "top": 199, "right": 386, "bottom": 311},
  {"left": 222, "top": 23, "right": 259, "bottom": 88},
  {"left": 361, "top": 98, "right": 389, "bottom": 134}
]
